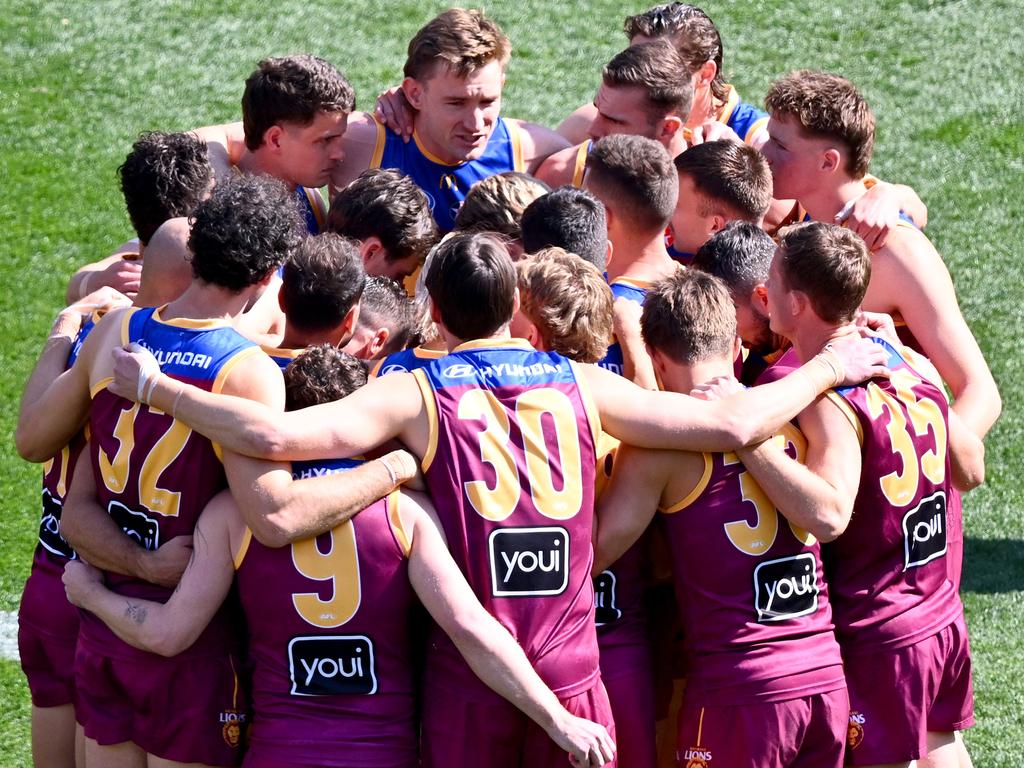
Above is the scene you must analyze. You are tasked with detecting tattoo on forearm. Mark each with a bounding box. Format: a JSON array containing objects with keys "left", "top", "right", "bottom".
[{"left": 124, "top": 601, "right": 148, "bottom": 625}]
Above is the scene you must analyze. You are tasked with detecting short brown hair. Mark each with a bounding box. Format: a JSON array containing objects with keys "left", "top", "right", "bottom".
[
  {"left": 328, "top": 169, "right": 438, "bottom": 266},
  {"left": 586, "top": 134, "right": 678, "bottom": 234},
  {"left": 280, "top": 233, "right": 365, "bottom": 334},
  {"left": 404, "top": 8, "right": 511, "bottom": 81},
  {"left": 516, "top": 248, "right": 613, "bottom": 363},
  {"left": 242, "top": 55, "right": 355, "bottom": 151},
  {"left": 455, "top": 172, "right": 550, "bottom": 239},
  {"left": 284, "top": 345, "right": 368, "bottom": 410},
  {"left": 425, "top": 232, "right": 516, "bottom": 340},
  {"left": 674, "top": 140, "right": 772, "bottom": 220},
  {"left": 765, "top": 71, "right": 875, "bottom": 178},
  {"left": 641, "top": 269, "right": 736, "bottom": 363},
  {"left": 776, "top": 221, "right": 871, "bottom": 324},
  {"left": 602, "top": 40, "right": 694, "bottom": 123},
  {"left": 623, "top": 3, "right": 728, "bottom": 102}
]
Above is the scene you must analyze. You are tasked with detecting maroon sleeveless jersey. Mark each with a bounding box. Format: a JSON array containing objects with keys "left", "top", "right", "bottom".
[
  {"left": 236, "top": 480, "right": 417, "bottom": 766},
  {"left": 414, "top": 339, "right": 601, "bottom": 696},
  {"left": 828, "top": 339, "right": 961, "bottom": 651},
  {"left": 661, "top": 423, "right": 845, "bottom": 705},
  {"left": 81, "top": 306, "right": 261, "bottom": 659}
]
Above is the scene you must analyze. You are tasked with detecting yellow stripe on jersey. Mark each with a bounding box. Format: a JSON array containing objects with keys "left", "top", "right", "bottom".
[
  {"left": 388, "top": 490, "right": 412, "bottom": 558},
  {"left": 510, "top": 121, "right": 525, "bottom": 172},
  {"left": 412, "top": 369, "right": 440, "bottom": 473},
  {"left": 660, "top": 453, "right": 714, "bottom": 514},
  {"left": 368, "top": 115, "right": 386, "bottom": 169},
  {"left": 825, "top": 390, "right": 865, "bottom": 446},
  {"left": 234, "top": 528, "right": 253, "bottom": 570},
  {"left": 571, "top": 141, "right": 590, "bottom": 189}
]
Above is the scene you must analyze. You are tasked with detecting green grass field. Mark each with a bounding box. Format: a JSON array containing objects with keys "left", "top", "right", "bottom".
[{"left": 2, "top": 1, "right": 1022, "bottom": 765}]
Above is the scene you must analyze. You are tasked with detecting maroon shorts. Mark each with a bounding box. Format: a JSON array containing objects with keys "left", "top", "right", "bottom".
[
  {"left": 600, "top": 633, "right": 656, "bottom": 768},
  {"left": 676, "top": 686, "right": 848, "bottom": 768},
  {"left": 75, "top": 640, "right": 248, "bottom": 766},
  {"left": 18, "top": 566, "right": 79, "bottom": 708},
  {"left": 422, "top": 676, "right": 617, "bottom": 768},
  {"left": 843, "top": 613, "right": 974, "bottom": 765}
]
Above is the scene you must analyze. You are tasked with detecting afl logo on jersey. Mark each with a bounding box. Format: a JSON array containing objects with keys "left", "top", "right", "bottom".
[{"left": 847, "top": 711, "right": 866, "bottom": 749}]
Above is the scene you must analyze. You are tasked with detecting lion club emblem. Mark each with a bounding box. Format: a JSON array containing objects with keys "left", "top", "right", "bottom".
[
  {"left": 681, "top": 746, "right": 712, "bottom": 768},
  {"left": 847, "top": 711, "right": 866, "bottom": 750},
  {"left": 220, "top": 709, "right": 246, "bottom": 748}
]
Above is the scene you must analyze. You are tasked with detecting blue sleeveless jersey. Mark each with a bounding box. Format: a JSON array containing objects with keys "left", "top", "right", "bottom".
[
  {"left": 370, "top": 345, "right": 447, "bottom": 378},
  {"left": 719, "top": 86, "right": 769, "bottom": 145},
  {"left": 262, "top": 345, "right": 302, "bottom": 372},
  {"left": 371, "top": 116, "right": 524, "bottom": 232},
  {"left": 597, "top": 279, "right": 651, "bottom": 377},
  {"left": 295, "top": 186, "right": 327, "bottom": 234}
]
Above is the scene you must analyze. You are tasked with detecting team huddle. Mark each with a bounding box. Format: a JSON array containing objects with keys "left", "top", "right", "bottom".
[{"left": 14, "top": 4, "right": 1001, "bottom": 768}]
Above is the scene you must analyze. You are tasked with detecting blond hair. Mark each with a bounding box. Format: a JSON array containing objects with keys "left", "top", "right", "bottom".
[
  {"left": 455, "top": 172, "right": 550, "bottom": 239},
  {"left": 516, "top": 248, "right": 613, "bottom": 363}
]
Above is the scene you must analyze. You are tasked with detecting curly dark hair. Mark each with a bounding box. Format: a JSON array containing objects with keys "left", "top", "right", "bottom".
[
  {"left": 281, "top": 233, "right": 365, "bottom": 333},
  {"left": 328, "top": 169, "right": 438, "bottom": 266},
  {"left": 243, "top": 55, "right": 355, "bottom": 151},
  {"left": 284, "top": 344, "right": 368, "bottom": 410},
  {"left": 118, "top": 131, "right": 212, "bottom": 245},
  {"left": 188, "top": 175, "right": 303, "bottom": 292}
]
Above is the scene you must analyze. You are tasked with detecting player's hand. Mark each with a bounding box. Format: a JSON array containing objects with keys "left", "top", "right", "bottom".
[
  {"left": 69, "top": 285, "right": 133, "bottom": 316},
  {"left": 380, "top": 449, "right": 424, "bottom": 491},
  {"left": 140, "top": 535, "right": 194, "bottom": 588},
  {"left": 62, "top": 559, "right": 104, "bottom": 606},
  {"left": 854, "top": 309, "right": 900, "bottom": 346},
  {"left": 110, "top": 343, "right": 162, "bottom": 404},
  {"left": 547, "top": 711, "right": 615, "bottom": 768},
  {"left": 835, "top": 181, "right": 903, "bottom": 252},
  {"left": 688, "top": 120, "right": 742, "bottom": 147},
  {"left": 89, "top": 255, "right": 143, "bottom": 299},
  {"left": 821, "top": 334, "right": 889, "bottom": 386},
  {"left": 690, "top": 374, "right": 742, "bottom": 401},
  {"left": 375, "top": 86, "right": 415, "bottom": 142}
]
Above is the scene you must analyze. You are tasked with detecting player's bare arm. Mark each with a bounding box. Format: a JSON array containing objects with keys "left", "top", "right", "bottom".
[
  {"left": 534, "top": 142, "right": 584, "bottom": 188},
  {"left": 15, "top": 297, "right": 130, "bottom": 462},
  {"left": 870, "top": 226, "right": 1001, "bottom": 437},
  {"left": 836, "top": 180, "right": 929, "bottom": 251},
  {"left": 736, "top": 396, "right": 862, "bottom": 542},
  {"left": 612, "top": 297, "right": 658, "bottom": 389},
  {"left": 327, "top": 111, "right": 381, "bottom": 191},
  {"left": 111, "top": 343, "right": 429, "bottom": 462},
  {"left": 216, "top": 351, "right": 417, "bottom": 547},
  {"left": 556, "top": 103, "right": 597, "bottom": 146},
  {"left": 62, "top": 490, "right": 240, "bottom": 656},
  {"left": 509, "top": 118, "right": 572, "bottom": 174},
  {"left": 400, "top": 491, "right": 615, "bottom": 768},
  {"left": 66, "top": 252, "right": 141, "bottom": 304},
  {"left": 584, "top": 335, "right": 888, "bottom": 453},
  {"left": 60, "top": 449, "right": 193, "bottom": 588},
  {"left": 592, "top": 444, "right": 704, "bottom": 572}
]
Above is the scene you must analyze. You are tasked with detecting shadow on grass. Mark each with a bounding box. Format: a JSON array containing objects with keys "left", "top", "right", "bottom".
[{"left": 960, "top": 537, "right": 1024, "bottom": 594}]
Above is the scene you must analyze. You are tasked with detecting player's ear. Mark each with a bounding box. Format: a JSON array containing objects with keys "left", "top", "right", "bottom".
[
  {"left": 360, "top": 237, "right": 385, "bottom": 271},
  {"left": 264, "top": 124, "right": 284, "bottom": 151},
  {"left": 369, "top": 327, "right": 390, "bottom": 358},
  {"left": 402, "top": 77, "right": 425, "bottom": 111},
  {"left": 822, "top": 148, "right": 842, "bottom": 174},
  {"left": 709, "top": 213, "right": 727, "bottom": 235},
  {"left": 731, "top": 334, "right": 743, "bottom": 360},
  {"left": 340, "top": 301, "right": 360, "bottom": 340},
  {"left": 604, "top": 240, "right": 614, "bottom": 270},
  {"left": 659, "top": 115, "right": 684, "bottom": 144},
  {"left": 698, "top": 59, "right": 717, "bottom": 90},
  {"left": 752, "top": 284, "right": 769, "bottom": 312},
  {"left": 511, "top": 286, "right": 521, "bottom": 318}
]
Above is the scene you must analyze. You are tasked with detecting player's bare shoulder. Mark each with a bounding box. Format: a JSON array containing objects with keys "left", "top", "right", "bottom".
[
  {"left": 507, "top": 118, "right": 571, "bottom": 173},
  {"left": 331, "top": 111, "right": 384, "bottom": 189},
  {"left": 535, "top": 141, "right": 585, "bottom": 188}
]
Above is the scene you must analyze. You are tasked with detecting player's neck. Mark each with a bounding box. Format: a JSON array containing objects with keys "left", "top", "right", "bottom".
[
  {"left": 605, "top": 232, "right": 674, "bottom": 282},
  {"left": 790, "top": 322, "right": 860, "bottom": 365},
  {"left": 237, "top": 148, "right": 298, "bottom": 191},
  {"left": 662, "top": 356, "right": 733, "bottom": 394},
  {"left": 800, "top": 177, "right": 866, "bottom": 223},
  {"left": 440, "top": 324, "right": 512, "bottom": 352},
  {"left": 160, "top": 282, "right": 258, "bottom": 323},
  {"left": 413, "top": 119, "right": 470, "bottom": 166},
  {"left": 280, "top": 324, "right": 341, "bottom": 351}
]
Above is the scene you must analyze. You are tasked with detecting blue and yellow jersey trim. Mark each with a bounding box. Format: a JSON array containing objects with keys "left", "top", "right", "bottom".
[
  {"left": 571, "top": 141, "right": 591, "bottom": 189},
  {"left": 510, "top": 121, "right": 525, "bottom": 173},
  {"left": 718, "top": 85, "right": 769, "bottom": 145},
  {"left": 412, "top": 368, "right": 440, "bottom": 474},
  {"left": 234, "top": 527, "right": 253, "bottom": 570},
  {"left": 369, "top": 115, "right": 387, "bottom": 169},
  {"left": 388, "top": 490, "right": 412, "bottom": 558}
]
